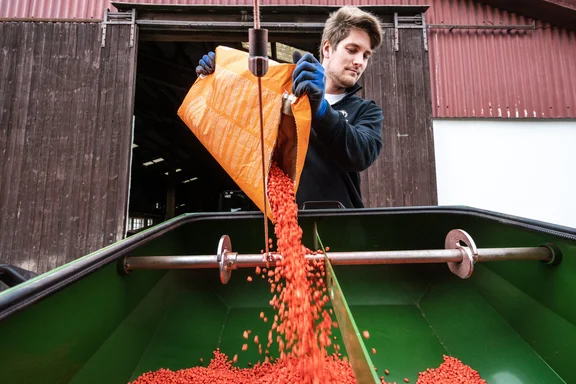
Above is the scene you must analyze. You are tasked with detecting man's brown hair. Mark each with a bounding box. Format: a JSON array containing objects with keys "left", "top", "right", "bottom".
[{"left": 319, "top": 6, "right": 383, "bottom": 62}]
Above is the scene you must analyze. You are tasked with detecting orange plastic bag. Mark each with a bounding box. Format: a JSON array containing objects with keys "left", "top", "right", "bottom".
[{"left": 177, "top": 46, "right": 311, "bottom": 222}]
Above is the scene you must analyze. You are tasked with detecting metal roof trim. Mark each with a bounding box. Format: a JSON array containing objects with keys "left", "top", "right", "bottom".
[
  {"left": 478, "top": 0, "right": 576, "bottom": 30},
  {"left": 111, "top": 2, "right": 431, "bottom": 14},
  {"left": 0, "top": 18, "right": 102, "bottom": 22}
]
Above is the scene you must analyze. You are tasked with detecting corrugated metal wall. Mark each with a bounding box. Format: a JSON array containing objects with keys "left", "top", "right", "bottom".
[
  {"left": 360, "top": 28, "right": 437, "bottom": 207},
  {"left": 426, "top": 0, "right": 576, "bottom": 118},
  {"left": 2, "top": 0, "right": 573, "bottom": 118},
  {"left": 0, "top": 22, "right": 136, "bottom": 274}
]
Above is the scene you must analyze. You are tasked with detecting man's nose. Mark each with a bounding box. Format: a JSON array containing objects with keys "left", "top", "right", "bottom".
[{"left": 352, "top": 53, "right": 363, "bottom": 66}]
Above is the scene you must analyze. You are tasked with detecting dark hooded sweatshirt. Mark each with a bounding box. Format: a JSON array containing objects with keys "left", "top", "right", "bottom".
[{"left": 296, "top": 83, "right": 384, "bottom": 209}]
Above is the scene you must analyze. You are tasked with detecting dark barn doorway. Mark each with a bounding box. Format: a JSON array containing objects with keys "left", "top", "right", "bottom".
[
  {"left": 128, "top": 39, "right": 251, "bottom": 233},
  {"left": 123, "top": 5, "right": 321, "bottom": 234}
]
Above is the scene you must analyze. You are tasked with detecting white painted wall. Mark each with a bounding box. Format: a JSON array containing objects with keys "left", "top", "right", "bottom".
[{"left": 433, "top": 119, "right": 576, "bottom": 229}]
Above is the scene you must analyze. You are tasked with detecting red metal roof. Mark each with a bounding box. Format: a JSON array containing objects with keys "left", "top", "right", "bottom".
[
  {"left": 1, "top": 0, "right": 574, "bottom": 118},
  {"left": 0, "top": 0, "right": 105, "bottom": 19},
  {"left": 479, "top": 0, "right": 576, "bottom": 30}
]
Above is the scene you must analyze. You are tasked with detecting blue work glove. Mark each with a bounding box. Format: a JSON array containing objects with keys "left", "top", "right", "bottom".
[
  {"left": 292, "top": 53, "right": 328, "bottom": 120},
  {"left": 196, "top": 52, "right": 216, "bottom": 77}
]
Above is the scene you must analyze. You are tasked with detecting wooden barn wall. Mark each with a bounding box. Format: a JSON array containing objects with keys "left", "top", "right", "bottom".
[
  {"left": 360, "top": 28, "right": 437, "bottom": 208},
  {"left": 0, "top": 22, "right": 136, "bottom": 275}
]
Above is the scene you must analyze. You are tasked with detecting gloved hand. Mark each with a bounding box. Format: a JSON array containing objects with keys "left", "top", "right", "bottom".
[
  {"left": 292, "top": 52, "right": 328, "bottom": 120},
  {"left": 196, "top": 52, "right": 216, "bottom": 77}
]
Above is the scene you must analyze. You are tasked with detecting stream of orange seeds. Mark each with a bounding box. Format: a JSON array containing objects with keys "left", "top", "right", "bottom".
[{"left": 265, "top": 163, "right": 335, "bottom": 383}]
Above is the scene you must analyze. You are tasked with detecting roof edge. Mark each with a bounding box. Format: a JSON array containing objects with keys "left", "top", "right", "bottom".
[
  {"left": 479, "top": 0, "right": 576, "bottom": 30},
  {"left": 111, "top": 3, "right": 431, "bottom": 15}
]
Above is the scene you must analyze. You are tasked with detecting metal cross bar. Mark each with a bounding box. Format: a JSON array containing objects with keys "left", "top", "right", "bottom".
[
  {"left": 123, "top": 247, "right": 552, "bottom": 270},
  {"left": 121, "top": 230, "right": 560, "bottom": 283}
]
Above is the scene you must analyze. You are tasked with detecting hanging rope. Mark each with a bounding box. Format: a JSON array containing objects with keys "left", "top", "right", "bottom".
[
  {"left": 253, "top": 0, "right": 261, "bottom": 29},
  {"left": 250, "top": 0, "right": 270, "bottom": 263}
]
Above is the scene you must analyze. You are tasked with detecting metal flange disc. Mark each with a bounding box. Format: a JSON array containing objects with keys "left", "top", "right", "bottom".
[
  {"left": 217, "top": 235, "right": 232, "bottom": 284},
  {"left": 445, "top": 229, "right": 478, "bottom": 279}
]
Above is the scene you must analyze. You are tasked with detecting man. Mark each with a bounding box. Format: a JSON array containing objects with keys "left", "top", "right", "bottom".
[{"left": 196, "top": 6, "right": 384, "bottom": 209}]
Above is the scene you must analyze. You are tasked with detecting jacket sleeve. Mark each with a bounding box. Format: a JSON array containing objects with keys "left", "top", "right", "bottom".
[{"left": 313, "top": 101, "right": 384, "bottom": 172}]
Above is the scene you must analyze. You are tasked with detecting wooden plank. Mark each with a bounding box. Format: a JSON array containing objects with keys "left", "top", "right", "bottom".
[
  {"left": 382, "top": 28, "right": 401, "bottom": 208},
  {"left": 118, "top": 26, "right": 139, "bottom": 240},
  {"left": 414, "top": 30, "right": 437, "bottom": 205},
  {"left": 76, "top": 24, "right": 103, "bottom": 263},
  {"left": 414, "top": 28, "right": 436, "bottom": 206},
  {"left": 396, "top": 29, "right": 414, "bottom": 207},
  {"left": 42, "top": 23, "right": 70, "bottom": 272},
  {"left": 88, "top": 24, "right": 119, "bottom": 253},
  {"left": 12, "top": 23, "right": 42, "bottom": 272},
  {"left": 359, "top": 43, "right": 374, "bottom": 207},
  {"left": 103, "top": 25, "right": 123, "bottom": 249},
  {"left": 365, "top": 48, "right": 382, "bottom": 208},
  {"left": 29, "top": 23, "right": 56, "bottom": 274},
  {"left": 3, "top": 23, "right": 35, "bottom": 267},
  {"left": 106, "top": 24, "right": 134, "bottom": 244},
  {"left": 0, "top": 23, "right": 19, "bottom": 264},
  {"left": 84, "top": 24, "right": 108, "bottom": 254},
  {"left": 65, "top": 23, "right": 90, "bottom": 265},
  {"left": 401, "top": 29, "right": 437, "bottom": 206},
  {"left": 112, "top": 24, "right": 134, "bottom": 243},
  {"left": 0, "top": 26, "right": 18, "bottom": 247},
  {"left": 55, "top": 23, "right": 79, "bottom": 268},
  {"left": 363, "top": 27, "right": 402, "bottom": 208}
]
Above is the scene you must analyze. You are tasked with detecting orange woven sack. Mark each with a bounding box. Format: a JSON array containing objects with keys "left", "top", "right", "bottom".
[{"left": 178, "top": 46, "right": 311, "bottom": 222}]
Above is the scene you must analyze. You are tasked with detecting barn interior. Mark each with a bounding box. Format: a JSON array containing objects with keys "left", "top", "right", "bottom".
[{"left": 126, "top": 5, "right": 321, "bottom": 233}]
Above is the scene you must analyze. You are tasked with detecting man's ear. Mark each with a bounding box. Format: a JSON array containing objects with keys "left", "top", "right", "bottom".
[{"left": 322, "top": 41, "right": 331, "bottom": 60}]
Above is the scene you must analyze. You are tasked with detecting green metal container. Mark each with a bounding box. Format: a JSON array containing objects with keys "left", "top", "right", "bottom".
[{"left": 1, "top": 207, "right": 575, "bottom": 384}]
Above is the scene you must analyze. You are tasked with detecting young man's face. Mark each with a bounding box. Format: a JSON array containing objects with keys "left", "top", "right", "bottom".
[{"left": 322, "top": 28, "right": 373, "bottom": 92}]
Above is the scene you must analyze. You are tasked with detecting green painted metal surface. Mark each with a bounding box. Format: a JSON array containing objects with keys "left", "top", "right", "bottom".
[
  {"left": 0, "top": 208, "right": 574, "bottom": 384},
  {"left": 0, "top": 263, "right": 166, "bottom": 384},
  {"left": 419, "top": 271, "right": 565, "bottom": 384},
  {"left": 321, "top": 236, "right": 380, "bottom": 383}
]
